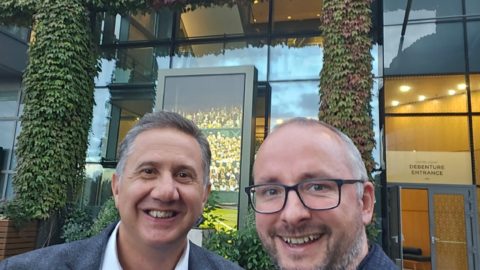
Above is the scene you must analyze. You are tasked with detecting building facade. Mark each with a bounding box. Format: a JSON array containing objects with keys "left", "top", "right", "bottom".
[{"left": 0, "top": 0, "right": 479, "bottom": 269}]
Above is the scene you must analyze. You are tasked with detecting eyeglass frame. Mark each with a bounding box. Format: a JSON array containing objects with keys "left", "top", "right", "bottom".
[{"left": 244, "top": 178, "right": 365, "bottom": 214}]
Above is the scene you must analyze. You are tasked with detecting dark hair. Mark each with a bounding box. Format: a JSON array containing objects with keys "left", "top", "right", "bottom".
[{"left": 115, "top": 111, "right": 211, "bottom": 185}]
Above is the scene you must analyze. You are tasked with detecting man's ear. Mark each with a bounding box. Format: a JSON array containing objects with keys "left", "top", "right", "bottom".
[
  {"left": 111, "top": 173, "right": 120, "bottom": 208},
  {"left": 361, "top": 181, "right": 375, "bottom": 225}
]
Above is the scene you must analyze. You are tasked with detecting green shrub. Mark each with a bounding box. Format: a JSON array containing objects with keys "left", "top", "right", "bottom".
[
  {"left": 89, "top": 198, "right": 119, "bottom": 236},
  {"left": 62, "top": 205, "right": 93, "bottom": 242},
  {"left": 61, "top": 198, "right": 119, "bottom": 242},
  {"left": 204, "top": 211, "right": 274, "bottom": 270}
]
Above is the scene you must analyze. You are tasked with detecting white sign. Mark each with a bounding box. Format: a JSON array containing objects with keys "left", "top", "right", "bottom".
[{"left": 386, "top": 151, "right": 472, "bottom": 184}]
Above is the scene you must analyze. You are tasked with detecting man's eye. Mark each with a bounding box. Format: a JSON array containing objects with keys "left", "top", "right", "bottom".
[
  {"left": 259, "top": 187, "right": 282, "bottom": 197},
  {"left": 309, "top": 184, "right": 324, "bottom": 191},
  {"left": 143, "top": 168, "right": 155, "bottom": 174},
  {"left": 177, "top": 171, "right": 189, "bottom": 178}
]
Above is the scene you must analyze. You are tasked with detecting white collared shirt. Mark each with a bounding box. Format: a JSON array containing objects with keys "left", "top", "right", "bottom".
[{"left": 100, "top": 222, "right": 190, "bottom": 270}]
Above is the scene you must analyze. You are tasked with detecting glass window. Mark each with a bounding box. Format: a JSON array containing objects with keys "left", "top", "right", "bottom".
[
  {"left": 385, "top": 116, "right": 472, "bottom": 184},
  {"left": 177, "top": 1, "right": 268, "bottom": 38},
  {"left": 0, "top": 90, "right": 19, "bottom": 117},
  {"left": 95, "top": 58, "right": 116, "bottom": 87},
  {"left": 466, "top": 0, "right": 480, "bottom": 15},
  {"left": 173, "top": 40, "right": 268, "bottom": 80},
  {"left": 111, "top": 46, "right": 170, "bottom": 84},
  {"left": 471, "top": 74, "right": 480, "bottom": 112},
  {"left": 384, "top": 0, "right": 462, "bottom": 25},
  {"left": 270, "top": 81, "right": 319, "bottom": 130},
  {"left": 385, "top": 75, "right": 468, "bottom": 113},
  {"left": 0, "top": 121, "right": 15, "bottom": 170},
  {"left": 371, "top": 78, "right": 382, "bottom": 169},
  {"left": 468, "top": 21, "right": 480, "bottom": 73},
  {"left": 0, "top": 173, "right": 14, "bottom": 200},
  {"left": 269, "top": 37, "right": 323, "bottom": 80},
  {"left": 87, "top": 88, "right": 111, "bottom": 163},
  {"left": 473, "top": 116, "right": 480, "bottom": 183},
  {"left": 0, "top": 26, "right": 30, "bottom": 42},
  {"left": 384, "top": 22, "right": 465, "bottom": 76},
  {"left": 272, "top": 0, "right": 321, "bottom": 34},
  {"left": 108, "top": 10, "right": 173, "bottom": 42}
]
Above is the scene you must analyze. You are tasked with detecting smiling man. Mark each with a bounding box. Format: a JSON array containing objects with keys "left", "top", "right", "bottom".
[
  {"left": 0, "top": 111, "right": 243, "bottom": 270},
  {"left": 246, "top": 118, "right": 397, "bottom": 270}
]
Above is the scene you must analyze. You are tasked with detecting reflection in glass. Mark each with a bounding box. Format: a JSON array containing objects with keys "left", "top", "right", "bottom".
[
  {"left": 87, "top": 88, "right": 111, "bottom": 163},
  {"left": 0, "top": 90, "right": 19, "bottom": 117},
  {"left": 468, "top": 21, "right": 480, "bottom": 73},
  {"left": 466, "top": 0, "right": 480, "bottom": 15},
  {"left": 384, "top": 0, "right": 462, "bottom": 26},
  {"left": 272, "top": 0, "right": 321, "bottom": 34},
  {"left": 270, "top": 81, "right": 319, "bottom": 131},
  {"left": 384, "top": 23, "right": 465, "bottom": 76},
  {"left": 109, "top": 46, "right": 170, "bottom": 84},
  {"left": 0, "top": 121, "right": 15, "bottom": 170},
  {"left": 102, "top": 10, "right": 173, "bottom": 43},
  {"left": 81, "top": 165, "right": 114, "bottom": 206},
  {"left": 173, "top": 40, "right": 268, "bottom": 80},
  {"left": 472, "top": 75, "right": 480, "bottom": 112},
  {"left": 269, "top": 37, "right": 323, "bottom": 80},
  {"left": 473, "top": 117, "right": 480, "bottom": 183},
  {"left": 385, "top": 75, "right": 467, "bottom": 113},
  {"left": 177, "top": 1, "right": 268, "bottom": 38}
]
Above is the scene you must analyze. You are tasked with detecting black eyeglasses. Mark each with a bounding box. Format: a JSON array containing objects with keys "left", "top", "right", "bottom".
[{"left": 244, "top": 179, "right": 364, "bottom": 214}]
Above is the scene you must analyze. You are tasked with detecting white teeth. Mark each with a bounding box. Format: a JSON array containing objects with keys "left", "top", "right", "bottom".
[
  {"left": 148, "top": 210, "right": 174, "bottom": 218},
  {"left": 282, "top": 234, "right": 320, "bottom": 245}
]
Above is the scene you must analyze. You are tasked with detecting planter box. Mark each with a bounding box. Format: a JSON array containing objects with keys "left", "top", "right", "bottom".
[{"left": 0, "top": 219, "right": 37, "bottom": 260}]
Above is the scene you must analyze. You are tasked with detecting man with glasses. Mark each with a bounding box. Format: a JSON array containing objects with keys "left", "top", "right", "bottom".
[{"left": 245, "top": 118, "right": 397, "bottom": 270}]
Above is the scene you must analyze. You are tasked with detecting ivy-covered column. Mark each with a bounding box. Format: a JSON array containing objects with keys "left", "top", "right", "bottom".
[
  {"left": 11, "top": 0, "right": 97, "bottom": 222},
  {"left": 319, "top": 0, "right": 375, "bottom": 173}
]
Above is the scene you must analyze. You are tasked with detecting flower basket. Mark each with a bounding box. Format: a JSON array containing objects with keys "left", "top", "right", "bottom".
[{"left": 0, "top": 219, "right": 37, "bottom": 260}]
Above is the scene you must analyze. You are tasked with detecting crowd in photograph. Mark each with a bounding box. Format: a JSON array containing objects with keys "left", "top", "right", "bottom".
[
  {"left": 177, "top": 107, "right": 242, "bottom": 191},
  {"left": 181, "top": 106, "right": 242, "bottom": 129}
]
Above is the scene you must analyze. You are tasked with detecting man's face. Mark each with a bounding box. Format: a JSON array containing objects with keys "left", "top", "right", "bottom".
[
  {"left": 253, "top": 124, "right": 374, "bottom": 270},
  {"left": 112, "top": 128, "right": 210, "bottom": 251}
]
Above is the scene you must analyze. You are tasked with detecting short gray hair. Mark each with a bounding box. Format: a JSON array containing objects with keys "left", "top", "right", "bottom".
[
  {"left": 275, "top": 118, "right": 368, "bottom": 197},
  {"left": 115, "top": 111, "right": 211, "bottom": 185}
]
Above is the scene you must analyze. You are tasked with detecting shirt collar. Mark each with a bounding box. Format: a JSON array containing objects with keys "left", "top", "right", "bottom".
[{"left": 101, "top": 222, "right": 190, "bottom": 270}]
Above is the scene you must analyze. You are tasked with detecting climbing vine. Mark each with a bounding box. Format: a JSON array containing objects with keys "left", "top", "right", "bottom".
[{"left": 319, "top": 0, "right": 376, "bottom": 173}]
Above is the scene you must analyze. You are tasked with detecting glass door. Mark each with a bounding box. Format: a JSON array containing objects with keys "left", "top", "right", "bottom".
[{"left": 429, "top": 186, "right": 476, "bottom": 270}]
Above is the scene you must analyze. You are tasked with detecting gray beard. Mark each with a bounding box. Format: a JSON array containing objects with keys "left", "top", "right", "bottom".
[{"left": 267, "top": 221, "right": 366, "bottom": 270}]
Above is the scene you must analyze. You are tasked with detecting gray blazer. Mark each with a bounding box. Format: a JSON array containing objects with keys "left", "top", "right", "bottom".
[{"left": 0, "top": 223, "right": 244, "bottom": 270}]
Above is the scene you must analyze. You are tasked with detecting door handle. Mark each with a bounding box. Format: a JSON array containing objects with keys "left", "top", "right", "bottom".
[
  {"left": 431, "top": 236, "right": 440, "bottom": 244},
  {"left": 392, "top": 236, "right": 399, "bottom": 243}
]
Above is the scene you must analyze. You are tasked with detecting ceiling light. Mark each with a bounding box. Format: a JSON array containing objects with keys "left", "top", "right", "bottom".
[
  {"left": 287, "top": 16, "right": 292, "bottom": 20},
  {"left": 418, "top": 95, "right": 426, "bottom": 101},
  {"left": 253, "top": 0, "right": 259, "bottom": 4},
  {"left": 448, "top": 89, "right": 456, "bottom": 95},
  {"left": 391, "top": 100, "right": 400, "bottom": 106},
  {"left": 275, "top": 119, "right": 284, "bottom": 125},
  {"left": 399, "top": 85, "right": 411, "bottom": 92},
  {"left": 457, "top": 83, "right": 467, "bottom": 90}
]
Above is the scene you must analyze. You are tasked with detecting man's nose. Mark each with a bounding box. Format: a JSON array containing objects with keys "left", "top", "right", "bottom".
[
  {"left": 280, "top": 190, "right": 311, "bottom": 223},
  {"left": 150, "top": 175, "right": 180, "bottom": 201}
]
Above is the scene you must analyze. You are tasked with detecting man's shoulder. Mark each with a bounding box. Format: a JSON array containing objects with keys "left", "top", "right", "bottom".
[
  {"left": 188, "top": 242, "right": 244, "bottom": 270},
  {"left": 0, "top": 223, "right": 116, "bottom": 270},
  {"left": 358, "top": 243, "right": 399, "bottom": 270}
]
